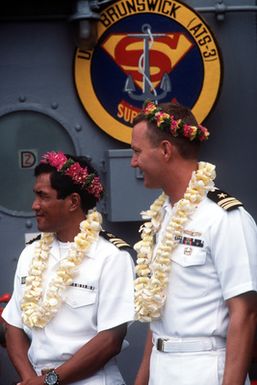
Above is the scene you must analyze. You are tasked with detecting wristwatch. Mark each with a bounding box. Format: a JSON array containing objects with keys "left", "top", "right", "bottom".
[{"left": 44, "top": 370, "right": 60, "bottom": 385}]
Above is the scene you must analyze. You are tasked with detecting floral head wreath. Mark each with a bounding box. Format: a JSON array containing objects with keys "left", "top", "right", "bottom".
[
  {"left": 40, "top": 151, "right": 104, "bottom": 201},
  {"left": 142, "top": 101, "right": 210, "bottom": 142}
]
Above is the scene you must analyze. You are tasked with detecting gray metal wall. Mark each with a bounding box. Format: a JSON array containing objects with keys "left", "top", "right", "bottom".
[{"left": 0, "top": 0, "right": 256, "bottom": 383}]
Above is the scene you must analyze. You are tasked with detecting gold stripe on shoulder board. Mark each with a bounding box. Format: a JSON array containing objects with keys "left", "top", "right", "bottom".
[
  {"left": 220, "top": 199, "right": 243, "bottom": 210},
  {"left": 100, "top": 231, "right": 130, "bottom": 248}
]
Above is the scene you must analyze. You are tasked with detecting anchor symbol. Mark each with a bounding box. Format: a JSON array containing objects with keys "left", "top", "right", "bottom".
[{"left": 124, "top": 24, "right": 172, "bottom": 103}]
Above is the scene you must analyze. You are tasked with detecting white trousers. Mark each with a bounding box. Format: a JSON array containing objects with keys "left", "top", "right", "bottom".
[{"left": 149, "top": 346, "right": 250, "bottom": 385}]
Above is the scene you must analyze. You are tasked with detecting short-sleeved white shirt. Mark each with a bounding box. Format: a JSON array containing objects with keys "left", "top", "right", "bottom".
[
  {"left": 151, "top": 196, "right": 257, "bottom": 339},
  {"left": 3, "top": 235, "right": 135, "bottom": 385}
]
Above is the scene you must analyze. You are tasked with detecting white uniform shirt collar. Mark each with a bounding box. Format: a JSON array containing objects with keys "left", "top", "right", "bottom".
[
  {"left": 50, "top": 237, "right": 98, "bottom": 260},
  {"left": 163, "top": 196, "right": 172, "bottom": 214},
  {"left": 155, "top": 196, "right": 173, "bottom": 246}
]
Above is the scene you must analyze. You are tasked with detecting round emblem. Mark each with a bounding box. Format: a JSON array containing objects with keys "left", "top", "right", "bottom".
[{"left": 74, "top": 0, "right": 222, "bottom": 144}]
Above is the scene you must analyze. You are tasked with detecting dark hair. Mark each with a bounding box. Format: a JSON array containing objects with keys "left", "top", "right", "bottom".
[
  {"left": 134, "top": 102, "right": 201, "bottom": 159},
  {"left": 34, "top": 154, "right": 101, "bottom": 213}
]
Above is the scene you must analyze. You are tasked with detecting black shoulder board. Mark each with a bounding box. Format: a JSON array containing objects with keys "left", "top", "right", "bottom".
[
  {"left": 100, "top": 230, "right": 131, "bottom": 250},
  {"left": 207, "top": 188, "right": 243, "bottom": 211},
  {"left": 26, "top": 234, "right": 41, "bottom": 245}
]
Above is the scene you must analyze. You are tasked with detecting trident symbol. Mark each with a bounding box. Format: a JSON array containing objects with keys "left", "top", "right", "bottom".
[{"left": 124, "top": 24, "right": 171, "bottom": 103}]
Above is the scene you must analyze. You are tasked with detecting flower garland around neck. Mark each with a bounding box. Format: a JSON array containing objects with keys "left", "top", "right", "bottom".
[
  {"left": 134, "top": 161, "right": 216, "bottom": 322},
  {"left": 21, "top": 209, "right": 102, "bottom": 328}
]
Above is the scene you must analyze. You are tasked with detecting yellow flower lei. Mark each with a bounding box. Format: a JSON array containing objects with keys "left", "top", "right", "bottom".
[
  {"left": 134, "top": 162, "right": 216, "bottom": 322},
  {"left": 21, "top": 209, "right": 102, "bottom": 328}
]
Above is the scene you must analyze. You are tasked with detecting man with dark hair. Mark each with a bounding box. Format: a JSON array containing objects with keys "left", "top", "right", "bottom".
[
  {"left": 131, "top": 101, "right": 257, "bottom": 385},
  {"left": 2, "top": 152, "right": 134, "bottom": 385}
]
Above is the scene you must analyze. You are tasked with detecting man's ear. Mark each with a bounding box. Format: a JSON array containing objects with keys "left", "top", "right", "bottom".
[
  {"left": 160, "top": 140, "right": 174, "bottom": 161},
  {"left": 68, "top": 192, "right": 81, "bottom": 212}
]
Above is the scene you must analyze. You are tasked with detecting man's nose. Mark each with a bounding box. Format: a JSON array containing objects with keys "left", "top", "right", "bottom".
[
  {"left": 32, "top": 198, "right": 40, "bottom": 211},
  {"left": 130, "top": 154, "right": 138, "bottom": 168}
]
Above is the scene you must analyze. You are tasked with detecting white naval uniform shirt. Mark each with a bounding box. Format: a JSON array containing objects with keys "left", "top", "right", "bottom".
[
  {"left": 149, "top": 196, "right": 257, "bottom": 385},
  {"left": 3, "top": 235, "right": 135, "bottom": 385}
]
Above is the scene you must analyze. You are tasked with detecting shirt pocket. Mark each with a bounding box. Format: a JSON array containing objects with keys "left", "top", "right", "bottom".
[
  {"left": 170, "top": 246, "right": 210, "bottom": 299},
  {"left": 63, "top": 287, "right": 97, "bottom": 309},
  {"left": 171, "top": 245, "right": 207, "bottom": 267}
]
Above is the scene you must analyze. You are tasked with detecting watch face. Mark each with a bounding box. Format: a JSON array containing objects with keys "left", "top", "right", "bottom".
[{"left": 45, "top": 371, "right": 58, "bottom": 385}]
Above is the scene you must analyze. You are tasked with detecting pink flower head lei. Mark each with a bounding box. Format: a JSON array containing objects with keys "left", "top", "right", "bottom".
[
  {"left": 41, "top": 151, "right": 104, "bottom": 200},
  {"left": 143, "top": 101, "right": 210, "bottom": 142}
]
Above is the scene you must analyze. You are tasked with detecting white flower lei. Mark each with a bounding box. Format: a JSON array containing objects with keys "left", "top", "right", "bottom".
[
  {"left": 134, "top": 161, "right": 216, "bottom": 322},
  {"left": 21, "top": 209, "right": 102, "bottom": 328}
]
